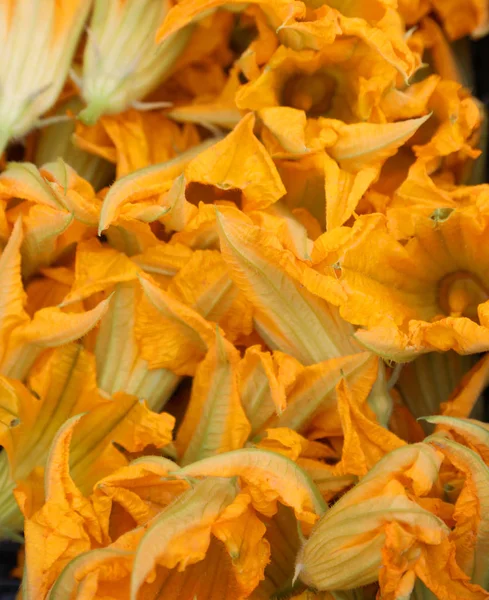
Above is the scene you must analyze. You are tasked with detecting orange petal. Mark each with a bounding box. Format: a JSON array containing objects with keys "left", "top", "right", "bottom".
[
  {"left": 2, "top": 297, "right": 111, "bottom": 379},
  {"left": 167, "top": 249, "right": 254, "bottom": 342},
  {"left": 185, "top": 113, "right": 286, "bottom": 211},
  {"left": 323, "top": 153, "right": 377, "bottom": 230},
  {"left": 98, "top": 140, "right": 216, "bottom": 233},
  {"left": 427, "top": 436, "right": 489, "bottom": 589},
  {"left": 61, "top": 239, "right": 141, "bottom": 306},
  {"left": 325, "top": 113, "right": 430, "bottom": 170},
  {"left": 130, "top": 478, "right": 239, "bottom": 598},
  {"left": 272, "top": 352, "right": 378, "bottom": 435},
  {"left": 332, "top": 378, "right": 405, "bottom": 477},
  {"left": 135, "top": 275, "right": 218, "bottom": 375},
  {"left": 0, "top": 219, "right": 28, "bottom": 366}
]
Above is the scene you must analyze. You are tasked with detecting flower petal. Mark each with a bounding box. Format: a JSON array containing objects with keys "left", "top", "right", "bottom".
[
  {"left": 216, "top": 207, "right": 356, "bottom": 365},
  {"left": 176, "top": 332, "right": 251, "bottom": 465},
  {"left": 176, "top": 447, "right": 327, "bottom": 522},
  {"left": 130, "top": 478, "right": 239, "bottom": 599},
  {"left": 0, "top": 219, "right": 28, "bottom": 366},
  {"left": 135, "top": 275, "right": 218, "bottom": 375},
  {"left": 98, "top": 140, "right": 216, "bottom": 233},
  {"left": 2, "top": 297, "right": 111, "bottom": 379},
  {"left": 428, "top": 436, "right": 489, "bottom": 589},
  {"left": 185, "top": 113, "right": 286, "bottom": 211}
]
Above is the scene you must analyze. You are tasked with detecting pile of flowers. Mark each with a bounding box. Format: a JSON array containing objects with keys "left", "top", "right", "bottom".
[{"left": 1, "top": 0, "right": 489, "bottom": 598}]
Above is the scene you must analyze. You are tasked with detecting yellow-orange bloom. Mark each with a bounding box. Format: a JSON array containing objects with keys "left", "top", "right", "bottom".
[
  {"left": 24, "top": 419, "right": 326, "bottom": 599},
  {"left": 309, "top": 208, "right": 489, "bottom": 360},
  {"left": 297, "top": 443, "right": 489, "bottom": 599}
]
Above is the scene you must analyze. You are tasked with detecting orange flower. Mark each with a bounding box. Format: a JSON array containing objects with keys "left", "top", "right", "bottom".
[
  {"left": 24, "top": 422, "right": 326, "bottom": 599},
  {"left": 309, "top": 208, "right": 489, "bottom": 360},
  {"left": 0, "top": 343, "right": 174, "bottom": 537},
  {"left": 236, "top": 41, "right": 412, "bottom": 123},
  {"left": 426, "top": 435, "right": 489, "bottom": 589},
  {"left": 297, "top": 443, "right": 489, "bottom": 599},
  {"left": 61, "top": 238, "right": 253, "bottom": 408}
]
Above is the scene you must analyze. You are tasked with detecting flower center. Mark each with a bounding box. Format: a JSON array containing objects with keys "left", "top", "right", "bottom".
[
  {"left": 438, "top": 272, "right": 489, "bottom": 321},
  {"left": 282, "top": 72, "right": 337, "bottom": 116}
]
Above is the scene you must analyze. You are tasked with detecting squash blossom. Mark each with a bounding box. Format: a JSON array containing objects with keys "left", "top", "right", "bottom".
[{"left": 0, "top": 0, "right": 486, "bottom": 598}]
